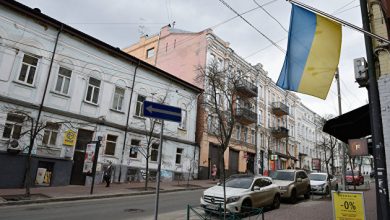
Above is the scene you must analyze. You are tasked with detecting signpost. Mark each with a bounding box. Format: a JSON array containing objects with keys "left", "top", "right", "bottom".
[
  {"left": 332, "top": 191, "right": 366, "bottom": 220},
  {"left": 143, "top": 101, "right": 181, "bottom": 220}
]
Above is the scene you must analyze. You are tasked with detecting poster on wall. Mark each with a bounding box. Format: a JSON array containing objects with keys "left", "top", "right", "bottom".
[
  {"left": 83, "top": 143, "right": 96, "bottom": 173},
  {"left": 312, "top": 158, "right": 321, "bottom": 171}
]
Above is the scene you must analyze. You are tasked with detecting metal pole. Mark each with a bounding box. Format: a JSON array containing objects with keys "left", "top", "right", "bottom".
[
  {"left": 289, "top": 0, "right": 390, "bottom": 44},
  {"left": 90, "top": 138, "right": 101, "bottom": 195},
  {"left": 360, "top": 0, "right": 390, "bottom": 219},
  {"left": 335, "top": 69, "right": 346, "bottom": 191},
  {"left": 154, "top": 120, "right": 164, "bottom": 220},
  {"left": 118, "top": 61, "right": 140, "bottom": 183}
]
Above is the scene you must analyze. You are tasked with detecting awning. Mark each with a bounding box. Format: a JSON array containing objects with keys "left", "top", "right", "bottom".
[{"left": 323, "top": 104, "right": 371, "bottom": 143}]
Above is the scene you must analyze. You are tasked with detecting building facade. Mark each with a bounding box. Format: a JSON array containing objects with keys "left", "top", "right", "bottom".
[{"left": 0, "top": 1, "right": 201, "bottom": 188}]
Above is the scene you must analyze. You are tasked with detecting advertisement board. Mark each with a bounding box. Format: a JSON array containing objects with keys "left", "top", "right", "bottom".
[
  {"left": 83, "top": 143, "right": 96, "bottom": 173},
  {"left": 332, "top": 191, "right": 366, "bottom": 220}
]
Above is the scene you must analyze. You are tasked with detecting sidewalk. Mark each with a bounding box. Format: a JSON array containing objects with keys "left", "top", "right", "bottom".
[{"left": 0, "top": 179, "right": 217, "bottom": 206}]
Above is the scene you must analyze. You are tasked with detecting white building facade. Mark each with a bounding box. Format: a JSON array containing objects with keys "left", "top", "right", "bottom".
[{"left": 0, "top": 1, "right": 200, "bottom": 188}]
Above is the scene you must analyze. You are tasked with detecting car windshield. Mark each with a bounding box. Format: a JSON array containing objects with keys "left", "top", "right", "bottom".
[
  {"left": 346, "top": 171, "right": 359, "bottom": 176},
  {"left": 224, "top": 177, "right": 253, "bottom": 189},
  {"left": 270, "top": 171, "right": 295, "bottom": 181},
  {"left": 309, "top": 174, "right": 327, "bottom": 181}
]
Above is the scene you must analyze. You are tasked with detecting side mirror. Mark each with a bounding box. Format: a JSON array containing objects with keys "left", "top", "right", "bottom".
[
  {"left": 296, "top": 178, "right": 302, "bottom": 182},
  {"left": 253, "top": 186, "right": 261, "bottom": 191}
]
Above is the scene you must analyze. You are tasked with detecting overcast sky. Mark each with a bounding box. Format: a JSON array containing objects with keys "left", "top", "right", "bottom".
[{"left": 17, "top": 0, "right": 367, "bottom": 117}]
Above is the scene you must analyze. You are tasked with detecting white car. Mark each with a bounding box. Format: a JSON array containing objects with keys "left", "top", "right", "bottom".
[
  {"left": 309, "top": 173, "right": 338, "bottom": 194},
  {"left": 200, "top": 175, "right": 280, "bottom": 214}
]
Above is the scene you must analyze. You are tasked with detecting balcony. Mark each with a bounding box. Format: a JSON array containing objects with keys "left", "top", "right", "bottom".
[
  {"left": 270, "top": 126, "right": 289, "bottom": 138},
  {"left": 236, "top": 79, "right": 258, "bottom": 98},
  {"left": 235, "top": 108, "right": 257, "bottom": 125},
  {"left": 271, "top": 102, "right": 289, "bottom": 116}
]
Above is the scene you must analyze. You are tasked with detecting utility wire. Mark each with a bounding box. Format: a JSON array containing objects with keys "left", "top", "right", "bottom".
[
  {"left": 252, "top": 0, "right": 288, "bottom": 32},
  {"left": 217, "top": 0, "right": 286, "bottom": 53}
]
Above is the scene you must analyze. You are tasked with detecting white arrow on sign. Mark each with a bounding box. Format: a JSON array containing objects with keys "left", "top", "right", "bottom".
[{"left": 146, "top": 105, "right": 181, "bottom": 117}]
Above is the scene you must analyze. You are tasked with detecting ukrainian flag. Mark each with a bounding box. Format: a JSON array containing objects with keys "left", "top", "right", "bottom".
[{"left": 277, "top": 5, "right": 342, "bottom": 99}]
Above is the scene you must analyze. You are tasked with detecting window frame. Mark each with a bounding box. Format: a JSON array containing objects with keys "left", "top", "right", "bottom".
[
  {"left": 135, "top": 94, "right": 146, "bottom": 117},
  {"left": 112, "top": 86, "right": 125, "bottom": 112},
  {"left": 2, "top": 113, "right": 24, "bottom": 140},
  {"left": 175, "top": 148, "right": 184, "bottom": 165},
  {"left": 146, "top": 47, "right": 155, "bottom": 58},
  {"left": 150, "top": 143, "right": 159, "bottom": 162},
  {"left": 129, "top": 139, "right": 140, "bottom": 159},
  {"left": 54, "top": 66, "right": 72, "bottom": 95},
  {"left": 17, "top": 54, "right": 39, "bottom": 86},
  {"left": 105, "top": 134, "right": 117, "bottom": 156},
  {"left": 85, "top": 77, "right": 101, "bottom": 105},
  {"left": 42, "top": 122, "right": 60, "bottom": 147}
]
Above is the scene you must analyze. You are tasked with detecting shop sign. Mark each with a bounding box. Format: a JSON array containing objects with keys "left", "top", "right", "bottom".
[
  {"left": 332, "top": 191, "right": 365, "bottom": 220},
  {"left": 63, "top": 129, "right": 77, "bottom": 146},
  {"left": 270, "top": 155, "right": 278, "bottom": 160}
]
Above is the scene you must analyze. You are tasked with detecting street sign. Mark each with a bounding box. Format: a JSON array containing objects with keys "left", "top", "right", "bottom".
[
  {"left": 332, "top": 191, "right": 366, "bottom": 220},
  {"left": 143, "top": 100, "right": 181, "bottom": 122},
  {"left": 348, "top": 139, "right": 369, "bottom": 156}
]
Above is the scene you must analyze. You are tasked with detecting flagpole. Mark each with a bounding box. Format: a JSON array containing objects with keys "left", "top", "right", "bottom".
[{"left": 289, "top": 0, "right": 390, "bottom": 44}]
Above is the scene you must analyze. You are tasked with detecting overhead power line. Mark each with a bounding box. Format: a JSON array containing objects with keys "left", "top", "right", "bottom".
[{"left": 252, "top": 0, "right": 288, "bottom": 32}]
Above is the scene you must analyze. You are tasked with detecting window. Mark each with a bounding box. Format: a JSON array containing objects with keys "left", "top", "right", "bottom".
[
  {"left": 236, "top": 125, "right": 241, "bottom": 140},
  {"left": 105, "top": 134, "right": 117, "bottom": 155},
  {"left": 135, "top": 95, "right": 146, "bottom": 117},
  {"left": 175, "top": 148, "right": 183, "bottom": 164},
  {"left": 151, "top": 143, "right": 159, "bottom": 162},
  {"left": 2, "top": 113, "right": 24, "bottom": 139},
  {"left": 146, "top": 48, "right": 154, "bottom": 58},
  {"left": 251, "top": 129, "right": 255, "bottom": 144},
  {"left": 258, "top": 110, "right": 263, "bottom": 125},
  {"left": 112, "top": 87, "right": 125, "bottom": 111},
  {"left": 55, "top": 67, "right": 72, "bottom": 95},
  {"left": 129, "top": 139, "right": 140, "bottom": 158},
  {"left": 18, "top": 54, "right": 38, "bottom": 85},
  {"left": 243, "top": 127, "right": 248, "bottom": 143},
  {"left": 179, "top": 109, "right": 187, "bottom": 129},
  {"left": 85, "top": 77, "right": 101, "bottom": 104},
  {"left": 42, "top": 122, "right": 60, "bottom": 146}
]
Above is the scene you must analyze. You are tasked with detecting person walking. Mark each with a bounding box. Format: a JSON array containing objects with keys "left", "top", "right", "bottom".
[
  {"left": 103, "top": 161, "right": 113, "bottom": 187},
  {"left": 211, "top": 164, "right": 217, "bottom": 181}
]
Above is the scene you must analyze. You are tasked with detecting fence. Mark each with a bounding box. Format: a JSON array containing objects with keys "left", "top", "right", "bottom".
[{"left": 186, "top": 204, "right": 264, "bottom": 220}]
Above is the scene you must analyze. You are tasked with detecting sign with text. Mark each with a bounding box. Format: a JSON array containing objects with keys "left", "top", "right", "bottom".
[
  {"left": 312, "top": 158, "right": 321, "bottom": 170},
  {"left": 83, "top": 143, "right": 96, "bottom": 173},
  {"left": 332, "top": 191, "right": 366, "bottom": 220},
  {"left": 348, "top": 139, "right": 368, "bottom": 156},
  {"left": 270, "top": 155, "right": 278, "bottom": 161},
  {"left": 143, "top": 101, "right": 181, "bottom": 122},
  {"left": 63, "top": 129, "right": 77, "bottom": 146}
]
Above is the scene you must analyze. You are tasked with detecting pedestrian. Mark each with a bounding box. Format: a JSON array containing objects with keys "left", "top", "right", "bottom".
[
  {"left": 103, "top": 161, "right": 113, "bottom": 187},
  {"left": 211, "top": 164, "right": 217, "bottom": 181}
]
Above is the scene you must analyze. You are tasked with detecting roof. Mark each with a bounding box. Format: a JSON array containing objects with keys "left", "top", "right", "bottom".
[
  {"left": 169, "top": 28, "right": 194, "bottom": 34},
  {"left": 323, "top": 104, "right": 370, "bottom": 143},
  {"left": 1, "top": 1, "right": 202, "bottom": 93}
]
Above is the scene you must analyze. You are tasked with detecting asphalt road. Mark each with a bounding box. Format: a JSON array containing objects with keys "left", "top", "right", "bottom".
[{"left": 0, "top": 189, "right": 205, "bottom": 220}]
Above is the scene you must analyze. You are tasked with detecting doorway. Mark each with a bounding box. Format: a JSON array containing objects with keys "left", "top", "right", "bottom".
[{"left": 70, "top": 129, "right": 94, "bottom": 185}]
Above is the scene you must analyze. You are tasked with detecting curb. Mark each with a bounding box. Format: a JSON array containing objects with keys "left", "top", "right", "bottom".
[{"left": 0, "top": 186, "right": 209, "bottom": 207}]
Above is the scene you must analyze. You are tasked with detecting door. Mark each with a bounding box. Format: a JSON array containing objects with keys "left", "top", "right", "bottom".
[
  {"left": 246, "top": 153, "right": 255, "bottom": 174},
  {"left": 70, "top": 129, "right": 94, "bottom": 185},
  {"left": 229, "top": 149, "right": 239, "bottom": 175},
  {"left": 209, "top": 143, "right": 221, "bottom": 178}
]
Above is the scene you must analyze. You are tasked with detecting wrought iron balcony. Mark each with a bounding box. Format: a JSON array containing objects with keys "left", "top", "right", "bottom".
[
  {"left": 235, "top": 108, "right": 257, "bottom": 125},
  {"left": 236, "top": 79, "right": 258, "bottom": 98},
  {"left": 270, "top": 126, "right": 289, "bottom": 138},
  {"left": 271, "top": 102, "right": 289, "bottom": 116}
]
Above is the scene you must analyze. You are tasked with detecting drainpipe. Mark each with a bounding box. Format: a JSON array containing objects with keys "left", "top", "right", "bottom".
[
  {"left": 24, "top": 24, "right": 63, "bottom": 196},
  {"left": 118, "top": 60, "right": 140, "bottom": 182}
]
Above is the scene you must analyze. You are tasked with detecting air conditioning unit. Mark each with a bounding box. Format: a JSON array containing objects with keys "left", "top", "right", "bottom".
[{"left": 7, "top": 139, "right": 21, "bottom": 153}]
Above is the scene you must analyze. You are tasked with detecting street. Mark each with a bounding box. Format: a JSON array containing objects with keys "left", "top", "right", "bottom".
[{"left": 0, "top": 187, "right": 372, "bottom": 220}]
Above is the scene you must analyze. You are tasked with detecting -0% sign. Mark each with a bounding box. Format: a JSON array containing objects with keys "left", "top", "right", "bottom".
[{"left": 332, "top": 191, "right": 365, "bottom": 220}]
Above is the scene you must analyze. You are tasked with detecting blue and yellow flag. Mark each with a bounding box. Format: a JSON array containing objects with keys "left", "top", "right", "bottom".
[{"left": 277, "top": 5, "right": 342, "bottom": 99}]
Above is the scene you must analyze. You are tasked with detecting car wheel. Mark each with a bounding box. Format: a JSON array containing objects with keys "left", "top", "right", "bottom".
[
  {"left": 290, "top": 189, "right": 297, "bottom": 204},
  {"left": 241, "top": 199, "right": 252, "bottom": 216},
  {"left": 272, "top": 195, "right": 280, "bottom": 209},
  {"left": 304, "top": 188, "right": 310, "bottom": 199}
]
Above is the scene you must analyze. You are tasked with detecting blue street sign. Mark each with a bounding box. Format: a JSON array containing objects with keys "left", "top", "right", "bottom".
[{"left": 143, "top": 101, "right": 181, "bottom": 123}]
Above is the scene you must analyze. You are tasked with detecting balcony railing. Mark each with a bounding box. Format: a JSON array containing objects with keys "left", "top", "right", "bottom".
[
  {"left": 235, "top": 108, "right": 257, "bottom": 125},
  {"left": 270, "top": 126, "right": 289, "bottom": 138},
  {"left": 236, "top": 79, "right": 258, "bottom": 98},
  {"left": 271, "top": 102, "right": 289, "bottom": 116}
]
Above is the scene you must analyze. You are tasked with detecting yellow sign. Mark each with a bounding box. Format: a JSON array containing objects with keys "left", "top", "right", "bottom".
[
  {"left": 63, "top": 130, "right": 77, "bottom": 146},
  {"left": 332, "top": 191, "right": 365, "bottom": 220}
]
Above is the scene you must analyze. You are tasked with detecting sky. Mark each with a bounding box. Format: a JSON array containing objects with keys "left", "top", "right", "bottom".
[{"left": 17, "top": 0, "right": 368, "bottom": 117}]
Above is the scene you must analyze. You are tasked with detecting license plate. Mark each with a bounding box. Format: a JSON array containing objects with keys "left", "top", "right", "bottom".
[{"left": 206, "top": 205, "right": 219, "bottom": 210}]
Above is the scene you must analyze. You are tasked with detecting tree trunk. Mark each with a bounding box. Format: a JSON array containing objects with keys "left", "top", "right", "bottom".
[
  {"left": 349, "top": 157, "right": 356, "bottom": 190},
  {"left": 222, "top": 148, "right": 226, "bottom": 220},
  {"left": 144, "top": 146, "right": 150, "bottom": 191}
]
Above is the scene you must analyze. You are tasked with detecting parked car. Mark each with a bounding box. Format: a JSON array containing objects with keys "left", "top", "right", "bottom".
[
  {"left": 308, "top": 173, "right": 338, "bottom": 194},
  {"left": 346, "top": 171, "right": 364, "bottom": 185},
  {"left": 200, "top": 174, "right": 280, "bottom": 214},
  {"left": 270, "top": 170, "right": 311, "bottom": 203}
]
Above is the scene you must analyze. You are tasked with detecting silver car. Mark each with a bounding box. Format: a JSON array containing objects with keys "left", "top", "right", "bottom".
[
  {"left": 309, "top": 173, "right": 338, "bottom": 194},
  {"left": 270, "top": 170, "right": 311, "bottom": 203}
]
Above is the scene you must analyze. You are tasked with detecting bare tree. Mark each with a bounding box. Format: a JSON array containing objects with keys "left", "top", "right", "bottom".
[
  {"left": 0, "top": 106, "right": 81, "bottom": 197},
  {"left": 196, "top": 59, "right": 256, "bottom": 217}
]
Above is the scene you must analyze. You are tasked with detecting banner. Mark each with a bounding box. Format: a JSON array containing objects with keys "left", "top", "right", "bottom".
[{"left": 83, "top": 143, "right": 96, "bottom": 173}]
